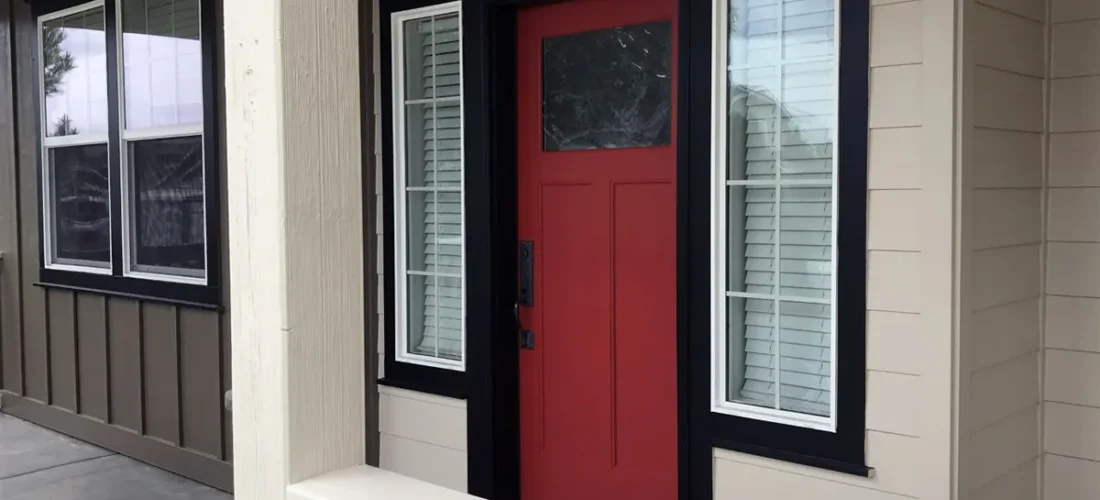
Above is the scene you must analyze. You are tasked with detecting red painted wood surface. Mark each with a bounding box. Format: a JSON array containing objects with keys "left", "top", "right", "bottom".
[{"left": 517, "top": 0, "right": 678, "bottom": 497}]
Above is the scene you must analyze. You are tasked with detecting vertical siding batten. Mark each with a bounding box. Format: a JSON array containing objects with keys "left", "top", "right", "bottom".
[
  {"left": 142, "top": 302, "right": 181, "bottom": 445},
  {"left": 47, "top": 289, "right": 77, "bottom": 412},
  {"left": 179, "top": 307, "right": 224, "bottom": 458},
  {"left": 107, "top": 298, "right": 143, "bottom": 432},
  {"left": 14, "top": 0, "right": 44, "bottom": 406},
  {"left": 76, "top": 293, "right": 109, "bottom": 421},
  {"left": 212, "top": 0, "right": 232, "bottom": 462},
  {"left": 0, "top": 0, "right": 23, "bottom": 396}
]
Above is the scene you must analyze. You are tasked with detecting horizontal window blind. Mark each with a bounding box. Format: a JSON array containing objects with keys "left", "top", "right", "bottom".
[
  {"left": 413, "top": 15, "right": 463, "bottom": 361},
  {"left": 731, "top": 0, "right": 834, "bottom": 417}
]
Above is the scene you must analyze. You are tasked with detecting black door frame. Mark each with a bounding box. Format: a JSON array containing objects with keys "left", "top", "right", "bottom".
[{"left": 462, "top": 0, "right": 705, "bottom": 498}]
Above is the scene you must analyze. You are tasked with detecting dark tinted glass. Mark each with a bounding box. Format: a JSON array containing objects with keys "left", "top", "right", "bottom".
[
  {"left": 542, "top": 21, "right": 672, "bottom": 151},
  {"left": 130, "top": 136, "right": 205, "bottom": 274},
  {"left": 50, "top": 144, "right": 111, "bottom": 264}
]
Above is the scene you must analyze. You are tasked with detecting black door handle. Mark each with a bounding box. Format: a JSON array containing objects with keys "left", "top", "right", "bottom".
[
  {"left": 517, "top": 241, "right": 535, "bottom": 349},
  {"left": 518, "top": 241, "right": 534, "bottom": 306}
]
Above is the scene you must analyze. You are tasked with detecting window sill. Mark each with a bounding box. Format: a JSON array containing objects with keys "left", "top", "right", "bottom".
[
  {"left": 378, "top": 376, "right": 466, "bottom": 400},
  {"left": 713, "top": 437, "right": 874, "bottom": 478},
  {"left": 36, "top": 269, "right": 221, "bottom": 310}
]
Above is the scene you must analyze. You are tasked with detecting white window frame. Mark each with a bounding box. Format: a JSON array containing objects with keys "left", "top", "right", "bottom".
[
  {"left": 115, "top": 0, "right": 208, "bottom": 285},
  {"left": 709, "top": 0, "right": 840, "bottom": 432},
  {"left": 391, "top": 1, "right": 466, "bottom": 372},
  {"left": 38, "top": 0, "right": 113, "bottom": 275}
]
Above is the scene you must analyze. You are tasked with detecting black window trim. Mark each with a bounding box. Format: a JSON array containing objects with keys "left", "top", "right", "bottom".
[
  {"left": 684, "top": 0, "right": 872, "bottom": 481},
  {"left": 378, "top": 0, "right": 467, "bottom": 401},
  {"left": 31, "top": 0, "right": 222, "bottom": 309}
]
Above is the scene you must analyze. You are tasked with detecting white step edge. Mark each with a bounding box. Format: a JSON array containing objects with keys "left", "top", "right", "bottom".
[{"left": 287, "top": 465, "right": 477, "bottom": 500}]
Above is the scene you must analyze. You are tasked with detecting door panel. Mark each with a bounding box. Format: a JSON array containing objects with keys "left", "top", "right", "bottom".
[{"left": 516, "top": 0, "right": 678, "bottom": 497}]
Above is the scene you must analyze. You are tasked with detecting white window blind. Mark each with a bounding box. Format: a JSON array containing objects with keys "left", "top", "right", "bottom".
[
  {"left": 394, "top": 3, "right": 465, "bottom": 370},
  {"left": 715, "top": 0, "right": 837, "bottom": 429}
]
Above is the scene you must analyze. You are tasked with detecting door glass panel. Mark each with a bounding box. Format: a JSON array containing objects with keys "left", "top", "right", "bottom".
[{"left": 542, "top": 21, "right": 672, "bottom": 151}]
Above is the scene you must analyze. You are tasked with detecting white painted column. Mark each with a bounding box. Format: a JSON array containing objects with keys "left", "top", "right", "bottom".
[{"left": 223, "top": 1, "right": 366, "bottom": 498}]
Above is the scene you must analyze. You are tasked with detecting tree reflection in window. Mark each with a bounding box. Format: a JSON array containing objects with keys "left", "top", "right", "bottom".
[
  {"left": 51, "top": 144, "right": 111, "bottom": 264},
  {"left": 130, "top": 136, "right": 205, "bottom": 273},
  {"left": 542, "top": 21, "right": 672, "bottom": 151}
]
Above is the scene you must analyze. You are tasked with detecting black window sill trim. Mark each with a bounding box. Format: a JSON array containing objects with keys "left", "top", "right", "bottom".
[
  {"left": 713, "top": 438, "right": 874, "bottom": 478},
  {"left": 35, "top": 273, "right": 221, "bottom": 311},
  {"left": 378, "top": 376, "right": 467, "bottom": 400}
]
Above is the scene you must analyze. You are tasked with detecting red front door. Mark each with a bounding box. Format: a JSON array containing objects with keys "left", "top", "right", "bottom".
[{"left": 516, "top": 0, "right": 678, "bottom": 498}]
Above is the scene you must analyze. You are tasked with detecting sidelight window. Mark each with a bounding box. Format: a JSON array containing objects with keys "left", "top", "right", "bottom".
[
  {"left": 391, "top": 1, "right": 466, "bottom": 371},
  {"left": 712, "top": 0, "right": 839, "bottom": 430}
]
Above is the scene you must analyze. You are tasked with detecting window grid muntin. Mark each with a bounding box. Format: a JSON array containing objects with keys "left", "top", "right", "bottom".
[
  {"left": 116, "top": 0, "right": 207, "bottom": 284},
  {"left": 711, "top": 0, "right": 840, "bottom": 432},
  {"left": 392, "top": 1, "right": 465, "bottom": 372},
  {"left": 38, "top": 1, "right": 113, "bottom": 273}
]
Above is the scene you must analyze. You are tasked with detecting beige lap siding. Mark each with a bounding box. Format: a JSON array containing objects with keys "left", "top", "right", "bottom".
[
  {"left": 715, "top": 0, "right": 962, "bottom": 497},
  {"left": 372, "top": 0, "right": 470, "bottom": 492},
  {"left": 961, "top": 0, "right": 1045, "bottom": 497},
  {"left": 1044, "top": 0, "right": 1100, "bottom": 497}
]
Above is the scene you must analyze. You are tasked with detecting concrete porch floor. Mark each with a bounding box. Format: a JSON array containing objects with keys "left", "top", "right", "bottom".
[{"left": 0, "top": 413, "right": 231, "bottom": 499}]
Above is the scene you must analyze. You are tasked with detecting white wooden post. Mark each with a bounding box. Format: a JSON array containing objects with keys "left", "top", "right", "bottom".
[{"left": 223, "top": 1, "right": 366, "bottom": 498}]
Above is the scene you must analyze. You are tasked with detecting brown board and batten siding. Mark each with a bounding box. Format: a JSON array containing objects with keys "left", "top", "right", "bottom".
[{"left": 0, "top": 0, "right": 233, "bottom": 491}]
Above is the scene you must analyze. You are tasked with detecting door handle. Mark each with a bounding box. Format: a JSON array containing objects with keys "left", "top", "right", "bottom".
[
  {"left": 518, "top": 241, "right": 534, "bottom": 306},
  {"left": 517, "top": 241, "right": 535, "bottom": 349},
  {"left": 515, "top": 302, "right": 535, "bottom": 350}
]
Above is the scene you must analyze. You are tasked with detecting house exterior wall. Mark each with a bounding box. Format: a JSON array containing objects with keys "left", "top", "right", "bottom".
[
  {"left": 371, "top": 0, "right": 469, "bottom": 492},
  {"left": 712, "top": 0, "right": 961, "bottom": 497},
  {"left": 957, "top": 0, "right": 1046, "bottom": 497},
  {"left": 0, "top": 0, "right": 233, "bottom": 491},
  {"left": 1043, "top": 0, "right": 1100, "bottom": 498},
  {"left": 369, "top": 0, "right": 963, "bottom": 497}
]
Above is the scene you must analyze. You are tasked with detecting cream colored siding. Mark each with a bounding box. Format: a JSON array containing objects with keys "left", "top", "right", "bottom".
[
  {"left": 960, "top": 0, "right": 1045, "bottom": 496},
  {"left": 716, "top": 430, "right": 924, "bottom": 498},
  {"left": 972, "top": 459, "right": 1040, "bottom": 500},
  {"left": 970, "top": 407, "right": 1040, "bottom": 491},
  {"left": 372, "top": 0, "right": 469, "bottom": 492},
  {"left": 970, "top": 353, "right": 1040, "bottom": 431},
  {"left": 970, "top": 298, "right": 1041, "bottom": 372},
  {"left": 866, "top": 311, "right": 922, "bottom": 376},
  {"left": 380, "top": 387, "right": 467, "bottom": 451},
  {"left": 971, "top": 129, "right": 1044, "bottom": 188},
  {"left": 712, "top": 0, "right": 959, "bottom": 497},
  {"left": 1044, "top": 2, "right": 1100, "bottom": 496},
  {"left": 867, "top": 128, "right": 922, "bottom": 189},
  {"left": 1044, "top": 454, "right": 1100, "bottom": 499},
  {"left": 378, "top": 386, "right": 468, "bottom": 492},
  {"left": 959, "top": 0, "right": 1042, "bottom": 496},
  {"left": 714, "top": 454, "right": 914, "bottom": 500}
]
